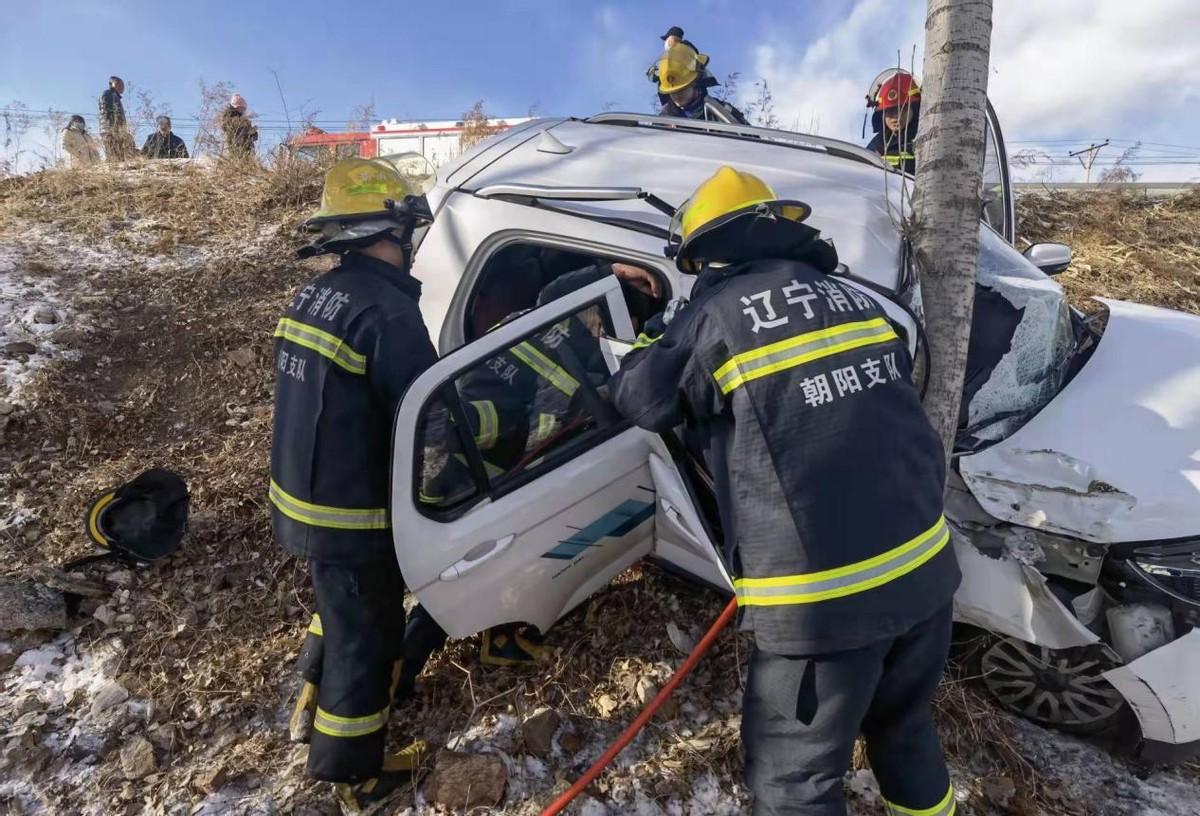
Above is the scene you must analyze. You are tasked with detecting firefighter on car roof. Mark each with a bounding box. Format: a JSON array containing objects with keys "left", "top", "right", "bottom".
[
  {"left": 272, "top": 157, "right": 435, "bottom": 810},
  {"left": 609, "top": 167, "right": 961, "bottom": 815},
  {"left": 653, "top": 42, "right": 748, "bottom": 125},
  {"left": 867, "top": 70, "right": 921, "bottom": 174}
]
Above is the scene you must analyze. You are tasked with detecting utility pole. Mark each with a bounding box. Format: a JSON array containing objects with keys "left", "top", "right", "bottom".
[
  {"left": 1070, "top": 140, "right": 1109, "bottom": 183},
  {"left": 910, "top": 0, "right": 994, "bottom": 466}
]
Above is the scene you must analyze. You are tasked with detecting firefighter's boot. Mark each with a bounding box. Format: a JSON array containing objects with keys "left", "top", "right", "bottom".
[
  {"left": 480, "top": 623, "right": 547, "bottom": 667},
  {"left": 332, "top": 740, "right": 428, "bottom": 813}
]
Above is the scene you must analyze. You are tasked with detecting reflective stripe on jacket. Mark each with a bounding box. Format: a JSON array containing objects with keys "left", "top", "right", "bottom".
[
  {"left": 611, "top": 257, "right": 960, "bottom": 653},
  {"left": 270, "top": 253, "right": 437, "bottom": 564}
]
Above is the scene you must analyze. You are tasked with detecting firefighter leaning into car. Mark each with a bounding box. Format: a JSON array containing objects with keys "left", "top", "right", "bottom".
[
  {"left": 654, "top": 42, "right": 748, "bottom": 125},
  {"left": 866, "top": 70, "right": 921, "bottom": 174},
  {"left": 609, "top": 167, "right": 961, "bottom": 816},
  {"left": 271, "top": 157, "right": 435, "bottom": 810},
  {"left": 398, "top": 261, "right": 661, "bottom": 697}
]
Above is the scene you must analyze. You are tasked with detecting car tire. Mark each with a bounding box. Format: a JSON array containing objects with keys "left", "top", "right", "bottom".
[{"left": 979, "top": 636, "right": 1128, "bottom": 735}]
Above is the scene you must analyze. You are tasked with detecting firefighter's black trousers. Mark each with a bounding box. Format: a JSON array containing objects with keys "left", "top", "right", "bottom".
[
  {"left": 742, "top": 603, "right": 955, "bottom": 816},
  {"left": 297, "top": 559, "right": 406, "bottom": 783}
]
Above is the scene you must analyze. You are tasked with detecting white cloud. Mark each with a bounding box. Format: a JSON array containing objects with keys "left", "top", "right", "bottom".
[
  {"left": 749, "top": 0, "right": 923, "bottom": 138},
  {"left": 752, "top": 0, "right": 1200, "bottom": 180},
  {"left": 988, "top": 0, "right": 1200, "bottom": 135}
]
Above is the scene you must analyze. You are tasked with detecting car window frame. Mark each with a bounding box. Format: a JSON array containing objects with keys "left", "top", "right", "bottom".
[
  {"left": 412, "top": 290, "right": 633, "bottom": 523},
  {"left": 453, "top": 228, "right": 674, "bottom": 344}
]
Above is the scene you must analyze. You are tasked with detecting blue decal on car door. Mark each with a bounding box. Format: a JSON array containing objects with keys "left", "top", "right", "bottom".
[{"left": 541, "top": 499, "right": 655, "bottom": 560}]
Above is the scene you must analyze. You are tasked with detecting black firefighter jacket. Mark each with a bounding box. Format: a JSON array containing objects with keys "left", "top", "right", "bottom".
[
  {"left": 270, "top": 253, "right": 437, "bottom": 565},
  {"left": 610, "top": 258, "right": 960, "bottom": 654}
]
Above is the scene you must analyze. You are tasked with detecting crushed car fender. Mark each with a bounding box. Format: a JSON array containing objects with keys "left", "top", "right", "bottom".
[
  {"left": 951, "top": 530, "right": 1099, "bottom": 650},
  {"left": 1103, "top": 629, "right": 1200, "bottom": 760}
]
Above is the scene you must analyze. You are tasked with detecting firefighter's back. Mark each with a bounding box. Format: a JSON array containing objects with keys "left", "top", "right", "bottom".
[{"left": 688, "top": 257, "right": 959, "bottom": 654}]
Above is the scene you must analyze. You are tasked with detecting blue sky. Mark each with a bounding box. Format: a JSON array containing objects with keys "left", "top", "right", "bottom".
[{"left": 3, "top": 0, "right": 1199, "bottom": 180}]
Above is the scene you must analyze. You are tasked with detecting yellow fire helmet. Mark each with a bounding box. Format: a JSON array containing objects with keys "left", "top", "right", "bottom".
[
  {"left": 670, "top": 166, "right": 816, "bottom": 273},
  {"left": 657, "top": 43, "right": 702, "bottom": 94},
  {"left": 306, "top": 157, "right": 418, "bottom": 227}
]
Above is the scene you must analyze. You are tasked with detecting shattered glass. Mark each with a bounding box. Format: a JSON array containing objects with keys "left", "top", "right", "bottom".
[{"left": 964, "top": 226, "right": 1076, "bottom": 445}]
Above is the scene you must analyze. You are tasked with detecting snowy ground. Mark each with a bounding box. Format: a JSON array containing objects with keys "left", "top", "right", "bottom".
[
  {"left": 0, "top": 240, "right": 77, "bottom": 403},
  {"left": 1, "top": 170, "right": 1198, "bottom": 815}
]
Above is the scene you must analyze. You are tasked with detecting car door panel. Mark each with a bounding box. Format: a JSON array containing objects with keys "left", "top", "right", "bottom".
[
  {"left": 391, "top": 276, "right": 650, "bottom": 637},
  {"left": 647, "top": 445, "right": 734, "bottom": 593}
]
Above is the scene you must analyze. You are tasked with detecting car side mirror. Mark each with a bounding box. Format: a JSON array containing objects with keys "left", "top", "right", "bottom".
[{"left": 1023, "top": 242, "right": 1072, "bottom": 275}]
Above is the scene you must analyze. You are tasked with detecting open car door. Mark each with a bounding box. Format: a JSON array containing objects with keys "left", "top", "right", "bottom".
[
  {"left": 391, "top": 276, "right": 661, "bottom": 637},
  {"left": 982, "top": 99, "right": 1015, "bottom": 244}
]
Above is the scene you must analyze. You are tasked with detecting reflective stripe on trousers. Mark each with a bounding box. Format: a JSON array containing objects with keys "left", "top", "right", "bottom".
[
  {"left": 510, "top": 341, "right": 580, "bottom": 396},
  {"left": 734, "top": 516, "right": 949, "bottom": 606},
  {"left": 274, "top": 317, "right": 367, "bottom": 375},
  {"left": 313, "top": 705, "right": 389, "bottom": 738},
  {"left": 269, "top": 479, "right": 389, "bottom": 531},
  {"left": 470, "top": 400, "right": 499, "bottom": 449},
  {"left": 712, "top": 317, "right": 897, "bottom": 395},
  {"left": 885, "top": 784, "right": 956, "bottom": 816}
]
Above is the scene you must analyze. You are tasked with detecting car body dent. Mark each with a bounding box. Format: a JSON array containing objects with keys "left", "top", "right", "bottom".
[
  {"left": 960, "top": 299, "right": 1200, "bottom": 543},
  {"left": 951, "top": 528, "right": 1100, "bottom": 650},
  {"left": 1103, "top": 629, "right": 1200, "bottom": 753}
]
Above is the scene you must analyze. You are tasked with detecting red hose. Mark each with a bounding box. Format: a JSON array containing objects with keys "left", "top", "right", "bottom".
[{"left": 538, "top": 597, "right": 739, "bottom": 816}]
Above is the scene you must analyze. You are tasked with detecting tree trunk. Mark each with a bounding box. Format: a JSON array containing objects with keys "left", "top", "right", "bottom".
[{"left": 911, "top": 0, "right": 994, "bottom": 467}]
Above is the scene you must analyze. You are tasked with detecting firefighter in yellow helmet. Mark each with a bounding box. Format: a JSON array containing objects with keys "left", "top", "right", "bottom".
[
  {"left": 610, "top": 167, "right": 960, "bottom": 815},
  {"left": 274, "top": 157, "right": 435, "bottom": 809},
  {"left": 652, "top": 43, "right": 748, "bottom": 125}
]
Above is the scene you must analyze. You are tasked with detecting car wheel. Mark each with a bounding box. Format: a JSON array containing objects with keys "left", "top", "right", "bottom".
[{"left": 980, "top": 637, "right": 1127, "bottom": 734}]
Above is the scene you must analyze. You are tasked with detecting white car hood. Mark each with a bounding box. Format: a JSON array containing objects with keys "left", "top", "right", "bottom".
[{"left": 960, "top": 299, "right": 1200, "bottom": 544}]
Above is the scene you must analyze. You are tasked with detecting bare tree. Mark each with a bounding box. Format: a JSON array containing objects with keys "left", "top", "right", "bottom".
[
  {"left": 458, "top": 101, "right": 506, "bottom": 151},
  {"left": 131, "top": 86, "right": 171, "bottom": 141},
  {"left": 346, "top": 100, "right": 376, "bottom": 133},
  {"left": 1099, "top": 142, "right": 1142, "bottom": 184},
  {"left": 1, "top": 100, "right": 33, "bottom": 176},
  {"left": 36, "top": 108, "right": 68, "bottom": 168},
  {"left": 910, "top": 0, "right": 994, "bottom": 462},
  {"left": 194, "top": 79, "right": 236, "bottom": 156},
  {"left": 710, "top": 71, "right": 740, "bottom": 104},
  {"left": 746, "top": 79, "right": 780, "bottom": 129}
]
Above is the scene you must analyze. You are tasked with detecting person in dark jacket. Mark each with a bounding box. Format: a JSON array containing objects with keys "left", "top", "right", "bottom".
[
  {"left": 221, "top": 93, "right": 258, "bottom": 159},
  {"left": 141, "top": 116, "right": 189, "bottom": 159},
  {"left": 274, "top": 157, "right": 436, "bottom": 809},
  {"left": 654, "top": 43, "right": 747, "bottom": 125},
  {"left": 610, "top": 166, "right": 961, "bottom": 816},
  {"left": 866, "top": 70, "right": 921, "bottom": 174},
  {"left": 98, "top": 76, "right": 136, "bottom": 162}
]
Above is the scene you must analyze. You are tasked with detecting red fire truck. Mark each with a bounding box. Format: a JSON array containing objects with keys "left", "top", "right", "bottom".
[{"left": 288, "top": 117, "right": 532, "bottom": 165}]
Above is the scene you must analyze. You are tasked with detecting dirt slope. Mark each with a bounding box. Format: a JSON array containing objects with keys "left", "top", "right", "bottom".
[{"left": 0, "top": 168, "right": 1196, "bottom": 815}]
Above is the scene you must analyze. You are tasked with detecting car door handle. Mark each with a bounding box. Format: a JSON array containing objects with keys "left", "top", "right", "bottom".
[{"left": 439, "top": 534, "right": 515, "bottom": 581}]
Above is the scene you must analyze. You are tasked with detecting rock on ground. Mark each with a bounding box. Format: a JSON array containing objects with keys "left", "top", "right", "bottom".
[
  {"left": 0, "top": 578, "right": 67, "bottom": 631},
  {"left": 119, "top": 735, "right": 157, "bottom": 780},
  {"left": 424, "top": 749, "right": 507, "bottom": 810},
  {"left": 521, "top": 708, "right": 561, "bottom": 758}
]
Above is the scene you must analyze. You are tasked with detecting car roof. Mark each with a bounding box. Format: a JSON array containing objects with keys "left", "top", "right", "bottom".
[{"left": 439, "top": 115, "right": 909, "bottom": 290}]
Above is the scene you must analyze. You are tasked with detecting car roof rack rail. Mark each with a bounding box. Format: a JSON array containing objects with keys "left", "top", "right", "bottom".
[{"left": 584, "top": 112, "right": 887, "bottom": 169}]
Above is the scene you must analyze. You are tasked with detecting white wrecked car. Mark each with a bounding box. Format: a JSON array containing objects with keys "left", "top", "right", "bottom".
[{"left": 390, "top": 113, "right": 1200, "bottom": 761}]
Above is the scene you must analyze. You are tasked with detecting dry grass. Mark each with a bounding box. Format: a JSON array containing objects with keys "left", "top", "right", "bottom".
[
  {"left": 1, "top": 177, "right": 1196, "bottom": 813},
  {"left": 1018, "top": 188, "right": 1200, "bottom": 316}
]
